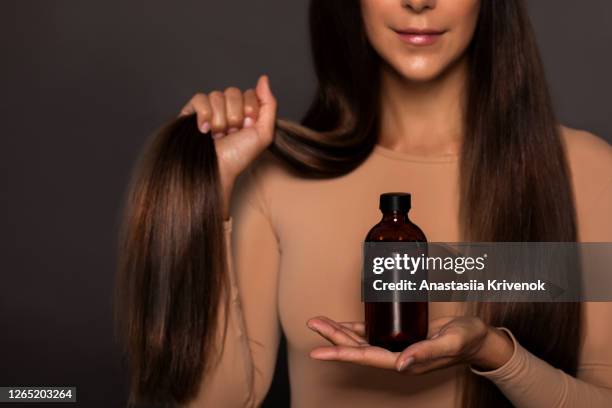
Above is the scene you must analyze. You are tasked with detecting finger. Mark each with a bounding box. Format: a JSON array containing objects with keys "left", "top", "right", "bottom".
[
  {"left": 307, "top": 317, "right": 362, "bottom": 347},
  {"left": 396, "top": 333, "right": 462, "bottom": 371},
  {"left": 180, "top": 93, "right": 212, "bottom": 133},
  {"left": 179, "top": 102, "right": 194, "bottom": 116},
  {"left": 254, "top": 75, "right": 277, "bottom": 142},
  {"left": 224, "top": 87, "right": 244, "bottom": 133},
  {"left": 317, "top": 317, "right": 367, "bottom": 345},
  {"left": 208, "top": 91, "right": 227, "bottom": 136},
  {"left": 338, "top": 322, "right": 366, "bottom": 338},
  {"left": 243, "top": 88, "right": 259, "bottom": 126},
  {"left": 310, "top": 346, "right": 397, "bottom": 370},
  {"left": 401, "top": 356, "right": 454, "bottom": 375},
  {"left": 427, "top": 316, "right": 455, "bottom": 337}
]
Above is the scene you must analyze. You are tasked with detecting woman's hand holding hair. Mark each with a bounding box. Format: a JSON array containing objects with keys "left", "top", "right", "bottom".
[
  {"left": 306, "top": 316, "right": 514, "bottom": 374},
  {"left": 179, "top": 75, "right": 277, "bottom": 220}
]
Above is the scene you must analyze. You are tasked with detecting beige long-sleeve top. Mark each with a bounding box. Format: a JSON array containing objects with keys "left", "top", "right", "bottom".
[{"left": 188, "top": 127, "right": 612, "bottom": 408}]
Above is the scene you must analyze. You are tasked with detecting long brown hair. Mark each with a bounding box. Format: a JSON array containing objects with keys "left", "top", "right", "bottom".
[
  {"left": 114, "top": 0, "right": 581, "bottom": 406},
  {"left": 114, "top": 118, "right": 228, "bottom": 407}
]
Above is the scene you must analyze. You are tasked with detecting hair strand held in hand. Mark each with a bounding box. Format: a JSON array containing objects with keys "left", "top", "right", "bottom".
[{"left": 114, "top": 116, "right": 229, "bottom": 407}]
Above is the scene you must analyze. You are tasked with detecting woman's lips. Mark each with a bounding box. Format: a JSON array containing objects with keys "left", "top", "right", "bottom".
[{"left": 395, "top": 29, "right": 446, "bottom": 46}]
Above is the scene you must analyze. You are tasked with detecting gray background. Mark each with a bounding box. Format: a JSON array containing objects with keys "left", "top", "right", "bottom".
[{"left": 0, "top": 1, "right": 610, "bottom": 407}]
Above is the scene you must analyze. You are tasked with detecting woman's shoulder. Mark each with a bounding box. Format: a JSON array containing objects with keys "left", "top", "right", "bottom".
[
  {"left": 560, "top": 125, "right": 612, "bottom": 171},
  {"left": 560, "top": 125, "right": 612, "bottom": 186},
  {"left": 559, "top": 126, "right": 612, "bottom": 240}
]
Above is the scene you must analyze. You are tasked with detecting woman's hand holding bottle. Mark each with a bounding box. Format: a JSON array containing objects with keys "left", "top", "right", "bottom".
[
  {"left": 178, "top": 75, "right": 276, "bottom": 220},
  {"left": 306, "top": 315, "right": 514, "bottom": 373}
]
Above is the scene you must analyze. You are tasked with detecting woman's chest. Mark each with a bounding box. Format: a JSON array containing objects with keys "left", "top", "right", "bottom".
[{"left": 270, "top": 170, "right": 462, "bottom": 352}]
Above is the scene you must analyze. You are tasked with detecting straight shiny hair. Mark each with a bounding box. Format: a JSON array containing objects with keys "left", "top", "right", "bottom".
[{"left": 114, "top": 0, "right": 581, "bottom": 406}]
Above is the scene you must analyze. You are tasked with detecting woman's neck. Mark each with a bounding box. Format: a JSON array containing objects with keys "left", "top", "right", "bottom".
[{"left": 377, "top": 56, "right": 468, "bottom": 157}]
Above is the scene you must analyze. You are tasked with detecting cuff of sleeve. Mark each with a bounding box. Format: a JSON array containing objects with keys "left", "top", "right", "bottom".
[
  {"left": 471, "top": 327, "right": 522, "bottom": 381},
  {"left": 223, "top": 216, "right": 233, "bottom": 233}
]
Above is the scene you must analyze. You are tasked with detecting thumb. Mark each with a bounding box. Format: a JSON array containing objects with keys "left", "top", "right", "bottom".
[
  {"left": 254, "top": 75, "right": 277, "bottom": 142},
  {"left": 396, "top": 335, "right": 452, "bottom": 371}
]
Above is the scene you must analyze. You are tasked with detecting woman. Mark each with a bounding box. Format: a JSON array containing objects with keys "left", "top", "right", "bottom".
[{"left": 115, "top": 0, "right": 612, "bottom": 407}]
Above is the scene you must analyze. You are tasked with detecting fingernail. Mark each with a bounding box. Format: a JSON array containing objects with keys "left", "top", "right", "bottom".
[
  {"left": 397, "top": 357, "right": 414, "bottom": 372},
  {"left": 307, "top": 321, "right": 318, "bottom": 331},
  {"left": 430, "top": 333, "right": 440, "bottom": 340},
  {"left": 212, "top": 132, "right": 225, "bottom": 139},
  {"left": 244, "top": 117, "right": 254, "bottom": 128},
  {"left": 227, "top": 127, "right": 239, "bottom": 134},
  {"left": 200, "top": 122, "right": 210, "bottom": 133}
]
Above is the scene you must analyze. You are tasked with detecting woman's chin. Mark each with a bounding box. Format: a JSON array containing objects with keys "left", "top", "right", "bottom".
[{"left": 391, "top": 62, "right": 449, "bottom": 84}]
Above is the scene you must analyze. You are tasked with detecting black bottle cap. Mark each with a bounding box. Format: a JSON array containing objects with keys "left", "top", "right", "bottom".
[{"left": 379, "top": 192, "right": 411, "bottom": 213}]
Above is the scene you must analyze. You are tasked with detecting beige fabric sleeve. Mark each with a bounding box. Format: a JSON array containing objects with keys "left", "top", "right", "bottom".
[
  {"left": 187, "top": 166, "right": 281, "bottom": 408},
  {"left": 471, "top": 180, "right": 612, "bottom": 407},
  {"left": 471, "top": 325, "right": 612, "bottom": 407}
]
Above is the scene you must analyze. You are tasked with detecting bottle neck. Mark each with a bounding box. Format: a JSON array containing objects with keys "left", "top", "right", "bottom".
[{"left": 381, "top": 210, "right": 409, "bottom": 224}]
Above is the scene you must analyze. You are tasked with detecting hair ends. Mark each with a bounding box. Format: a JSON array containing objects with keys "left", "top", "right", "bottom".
[{"left": 113, "top": 114, "right": 228, "bottom": 407}]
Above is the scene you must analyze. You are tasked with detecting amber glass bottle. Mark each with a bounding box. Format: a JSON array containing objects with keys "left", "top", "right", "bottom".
[{"left": 364, "top": 192, "right": 428, "bottom": 352}]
